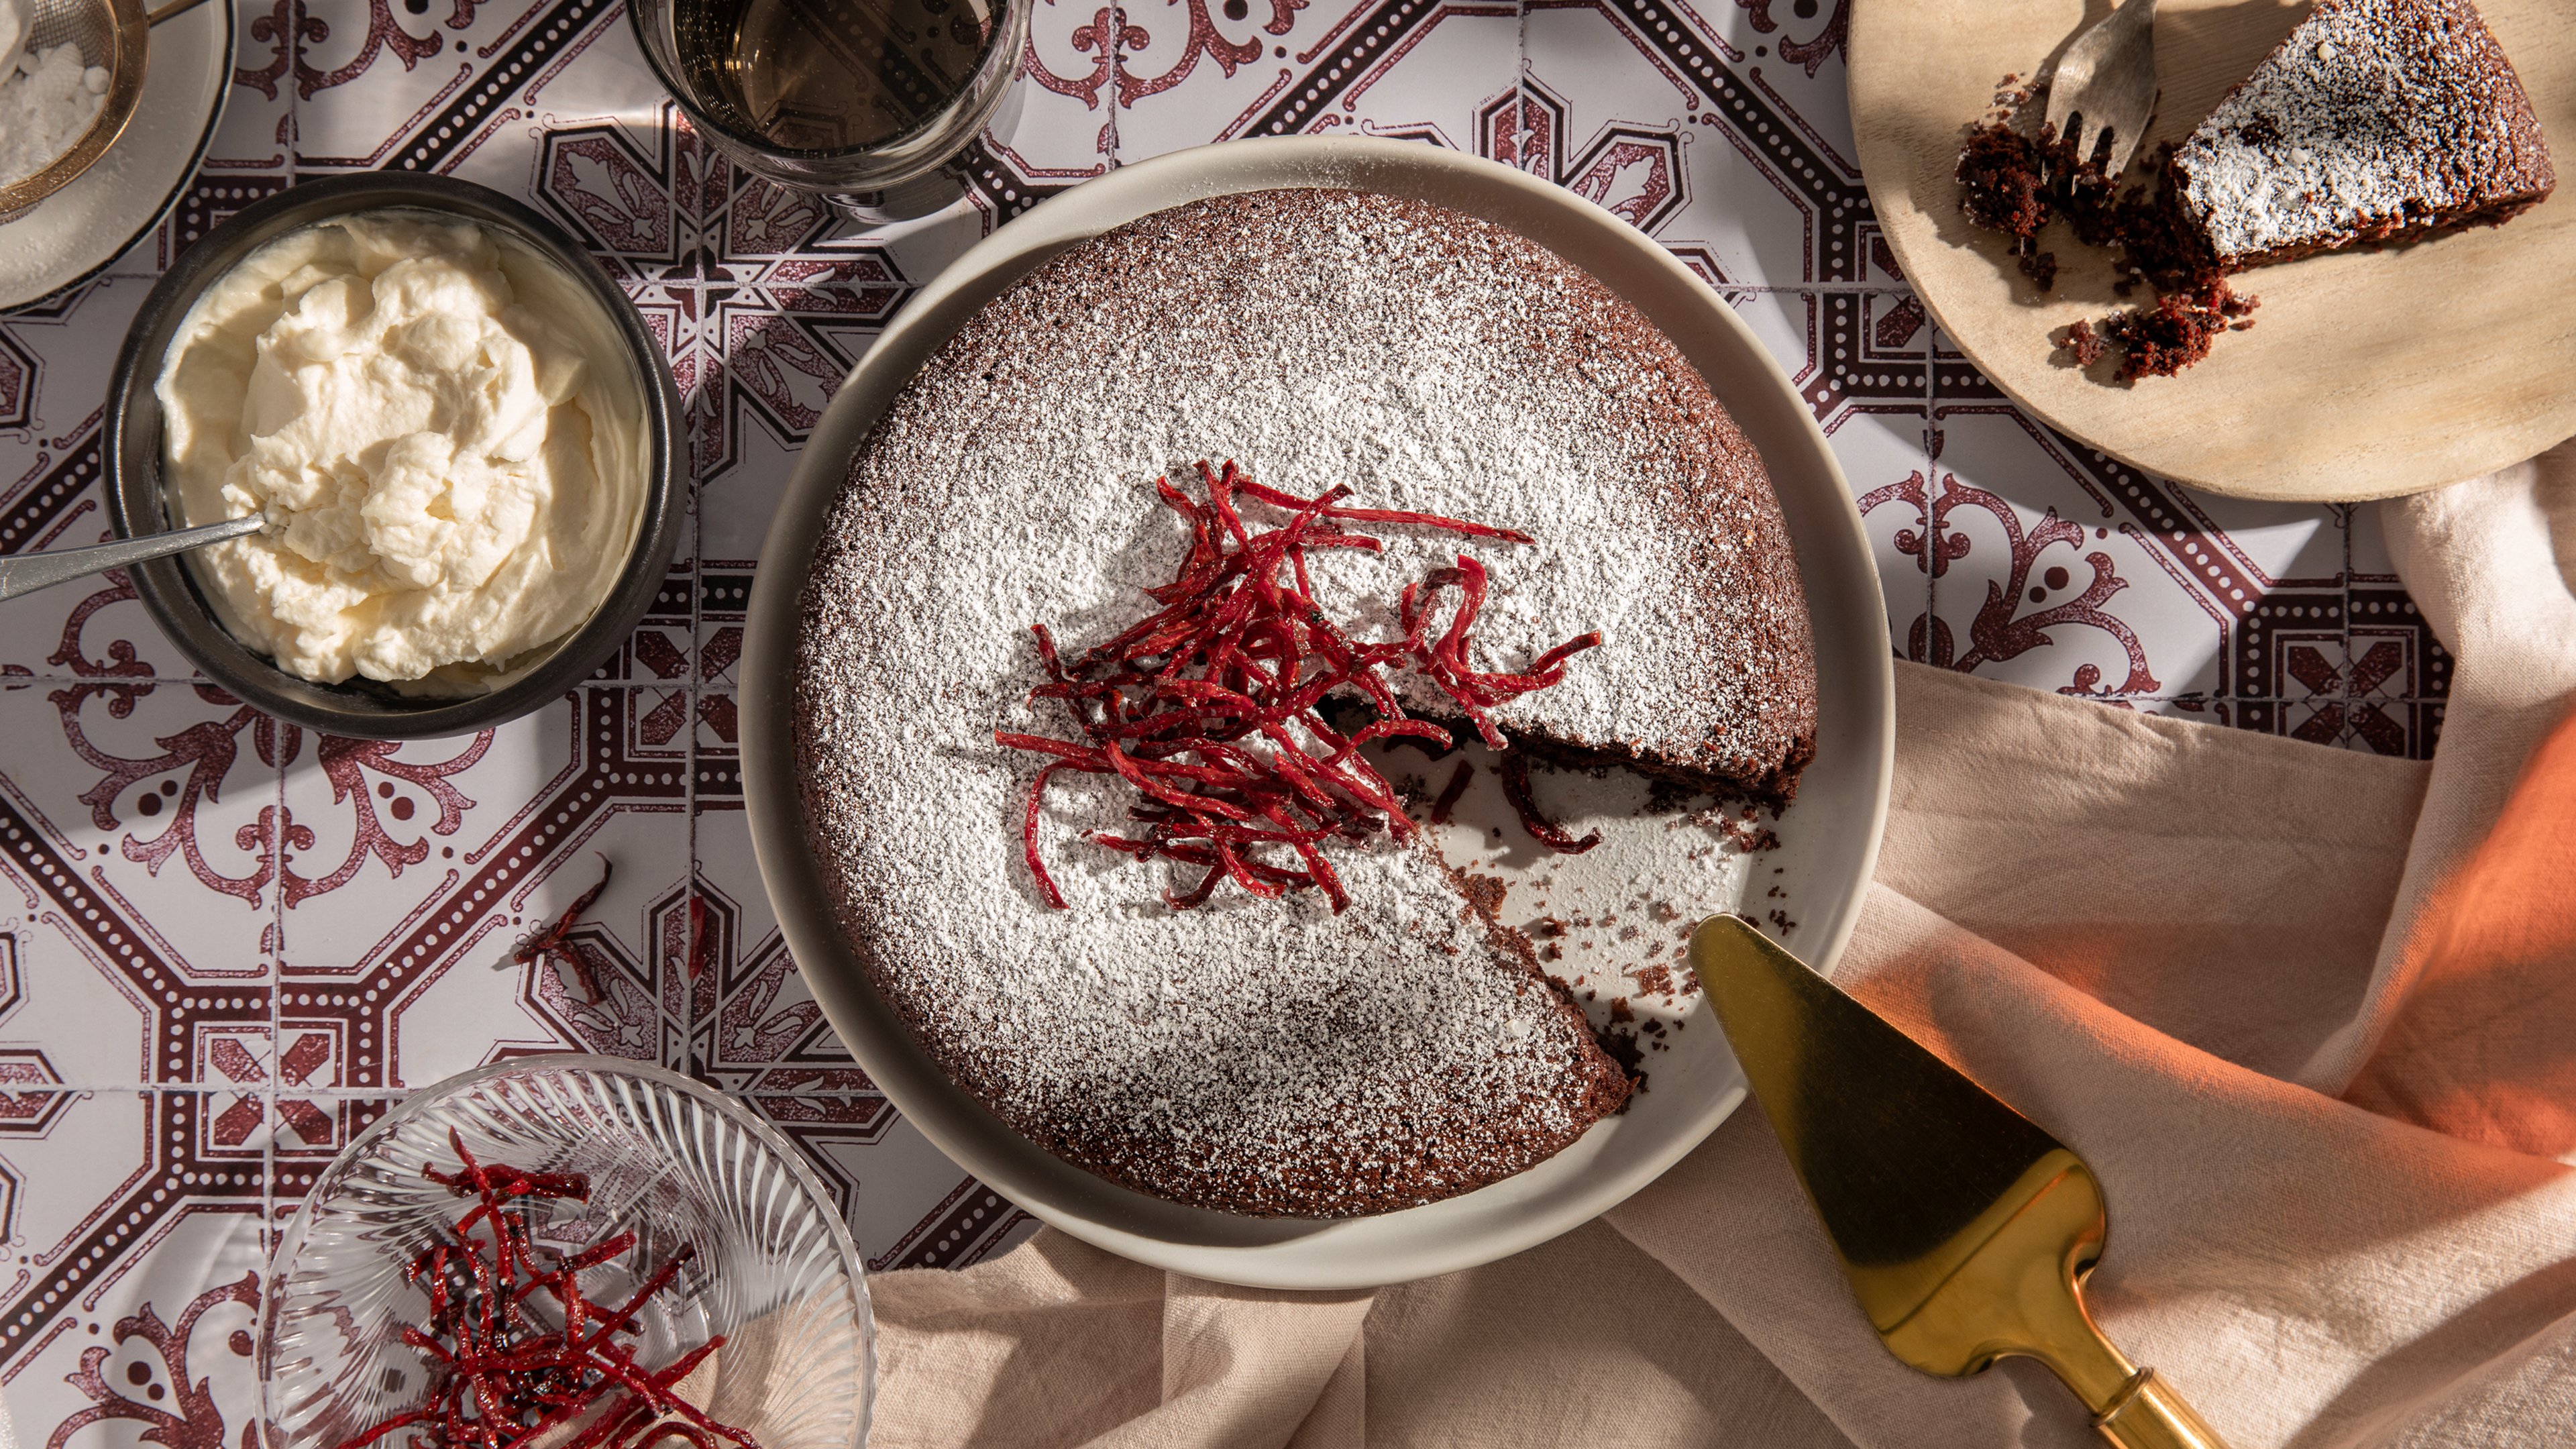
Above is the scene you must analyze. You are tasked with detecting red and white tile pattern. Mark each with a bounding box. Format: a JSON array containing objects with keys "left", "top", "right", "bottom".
[{"left": 0, "top": 0, "right": 2447, "bottom": 1440}]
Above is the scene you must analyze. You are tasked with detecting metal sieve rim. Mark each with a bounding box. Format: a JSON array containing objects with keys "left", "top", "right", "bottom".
[{"left": 0, "top": 0, "right": 150, "bottom": 223}]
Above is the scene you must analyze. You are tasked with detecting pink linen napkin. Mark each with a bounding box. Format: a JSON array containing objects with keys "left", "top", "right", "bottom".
[{"left": 862, "top": 441, "right": 2576, "bottom": 1448}]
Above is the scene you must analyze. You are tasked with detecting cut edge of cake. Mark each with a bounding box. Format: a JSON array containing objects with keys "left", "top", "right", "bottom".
[
  {"left": 1953, "top": 0, "right": 2555, "bottom": 378},
  {"left": 2168, "top": 0, "right": 2555, "bottom": 273}
]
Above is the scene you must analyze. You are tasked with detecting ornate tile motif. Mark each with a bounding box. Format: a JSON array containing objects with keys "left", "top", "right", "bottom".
[
  {"left": 0, "top": 0, "right": 2457, "bottom": 1437},
  {"left": 1828, "top": 404, "right": 1937, "bottom": 662},
  {"left": 529, "top": 103, "right": 916, "bottom": 545},
  {"left": 0, "top": 1091, "right": 270, "bottom": 1409},
  {"left": 1923, "top": 405, "right": 2237, "bottom": 700},
  {"left": 0, "top": 681, "right": 284, "bottom": 1000},
  {"left": 1519, "top": 5, "right": 1801, "bottom": 287},
  {"left": 1001, "top": 0, "right": 1122, "bottom": 181},
  {"left": 1916, "top": 387, "right": 2447, "bottom": 755},
  {"left": 276, "top": 691, "right": 692, "bottom": 1089}
]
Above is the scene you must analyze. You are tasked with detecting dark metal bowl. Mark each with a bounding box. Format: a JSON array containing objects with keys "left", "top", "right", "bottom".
[{"left": 105, "top": 171, "right": 684, "bottom": 741}]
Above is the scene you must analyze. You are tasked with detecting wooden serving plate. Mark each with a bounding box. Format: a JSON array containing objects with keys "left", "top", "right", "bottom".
[{"left": 1851, "top": 0, "right": 2576, "bottom": 502}]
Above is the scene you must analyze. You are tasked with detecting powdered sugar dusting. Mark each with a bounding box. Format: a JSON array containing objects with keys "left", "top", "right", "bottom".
[
  {"left": 790, "top": 188, "right": 1810, "bottom": 1217},
  {"left": 2174, "top": 0, "right": 2555, "bottom": 267}
]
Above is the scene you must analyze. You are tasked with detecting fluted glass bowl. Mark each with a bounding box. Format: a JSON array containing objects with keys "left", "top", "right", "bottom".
[{"left": 260, "top": 1057, "right": 872, "bottom": 1449}]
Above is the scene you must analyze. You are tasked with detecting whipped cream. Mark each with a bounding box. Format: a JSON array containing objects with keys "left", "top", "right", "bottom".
[{"left": 156, "top": 212, "right": 649, "bottom": 691}]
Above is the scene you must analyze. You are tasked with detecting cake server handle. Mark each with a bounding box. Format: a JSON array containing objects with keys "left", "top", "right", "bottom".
[
  {"left": 0, "top": 515, "right": 266, "bottom": 603},
  {"left": 2089, "top": 1367, "right": 2229, "bottom": 1449},
  {"left": 2033, "top": 1285, "right": 2230, "bottom": 1449}
]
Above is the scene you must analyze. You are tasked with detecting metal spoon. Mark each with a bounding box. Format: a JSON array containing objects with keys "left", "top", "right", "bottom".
[{"left": 0, "top": 513, "right": 264, "bottom": 603}]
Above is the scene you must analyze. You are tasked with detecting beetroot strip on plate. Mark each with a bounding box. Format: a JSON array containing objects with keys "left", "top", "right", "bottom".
[
  {"left": 1429, "top": 759, "right": 1475, "bottom": 826},
  {"left": 1499, "top": 751, "right": 1603, "bottom": 856}
]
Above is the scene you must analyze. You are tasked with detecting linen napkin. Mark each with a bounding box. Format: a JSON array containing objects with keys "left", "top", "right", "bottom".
[{"left": 862, "top": 439, "right": 2576, "bottom": 1448}]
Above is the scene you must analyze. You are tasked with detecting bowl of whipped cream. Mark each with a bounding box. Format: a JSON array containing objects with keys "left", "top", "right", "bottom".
[{"left": 105, "top": 172, "right": 683, "bottom": 738}]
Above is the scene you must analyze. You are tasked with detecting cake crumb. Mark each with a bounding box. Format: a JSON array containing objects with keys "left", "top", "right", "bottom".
[
  {"left": 2082, "top": 279, "right": 2259, "bottom": 380},
  {"left": 2061, "top": 319, "right": 2108, "bottom": 368}
]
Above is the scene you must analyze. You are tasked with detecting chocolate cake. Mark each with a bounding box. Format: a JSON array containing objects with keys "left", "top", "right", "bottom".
[
  {"left": 1956, "top": 0, "right": 2553, "bottom": 378},
  {"left": 792, "top": 188, "right": 1817, "bottom": 1218},
  {"left": 2169, "top": 0, "right": 2554, "bottom": 272}
]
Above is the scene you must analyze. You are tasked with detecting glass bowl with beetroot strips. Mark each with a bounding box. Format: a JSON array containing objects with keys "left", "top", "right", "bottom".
[{"left": 260, "top": 1057, "right": 872, "bottom": 1449}]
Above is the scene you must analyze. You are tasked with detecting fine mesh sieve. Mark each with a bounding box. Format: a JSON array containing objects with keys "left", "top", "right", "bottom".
[{"left": 0, "top": 0, "right": 211, "bottom": 225}]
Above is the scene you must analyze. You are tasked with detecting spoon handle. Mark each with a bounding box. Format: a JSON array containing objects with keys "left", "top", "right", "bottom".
[{"left": 0, "top": 515, "right": 265, "bottom": 603}]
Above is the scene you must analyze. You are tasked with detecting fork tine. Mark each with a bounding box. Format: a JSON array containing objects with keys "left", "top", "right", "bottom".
[
  {"left": 2079, "top": 118, "right": 2111, "bottom": 170},
  {"left": 2040, "top": 0, "right": 2159, "bottom": 180},
  {"left": 2104, "top": 107, "right": 2149, "bottom": 178},
  {"left": 2051, "top": 112, "right": 2093, "bottom": 182},
  {"left": 2060, "top": 105, "right": 2136, "bottom": 178}
]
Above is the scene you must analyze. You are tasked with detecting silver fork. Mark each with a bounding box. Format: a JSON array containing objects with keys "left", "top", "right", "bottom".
[
  {"left": 2043, "top": 0, "right": 2160, "bottom": 178},
  {"left": 0, "top": 515, "right": 266, "bottom": 602}
]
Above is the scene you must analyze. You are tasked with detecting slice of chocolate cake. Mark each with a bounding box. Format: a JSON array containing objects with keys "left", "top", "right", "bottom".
[
  {"left": 2169, "top": 0, "right": 2555, "bottom": 272},
  {"left": 1956, "top": 0, "right": 2553, "bottom": 378},
  {"left": 792, "top": 188, "right": 1816, "bottom": 1218}
]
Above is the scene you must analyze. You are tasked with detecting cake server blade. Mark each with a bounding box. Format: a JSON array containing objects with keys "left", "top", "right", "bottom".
[{"left": 1688, "top": 915, "right": 2229, "bottom": 1449}]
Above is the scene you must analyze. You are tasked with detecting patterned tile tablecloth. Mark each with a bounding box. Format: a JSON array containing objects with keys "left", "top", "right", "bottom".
[{"left": 0, "top": 0, "right": 2451, "bottom": 1442}]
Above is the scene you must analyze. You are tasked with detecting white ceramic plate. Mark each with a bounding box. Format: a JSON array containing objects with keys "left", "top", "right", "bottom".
[
  {"left": 741, "top": 137, "right": 1893, "bottom": 1290},
  {"left": 0, "top": 0, "right": 233, "bottom": 311}
]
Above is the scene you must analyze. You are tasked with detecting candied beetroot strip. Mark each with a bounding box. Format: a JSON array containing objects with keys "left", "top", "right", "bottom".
[
  {"left": 1497, "top": 751, "right": 1601, "bottom": 855},
  {"left": 511, "top": 856, "right": 612, "bottom": 1000},
  {"left": 328, "top": 1130, "right": 760, "bottom": 1449},
  {"left": 1429, "top": 759, "right": 1474, "bottom": 826},
  {"left": 999, "top": 460, "right": 1601, "bottom": 912}
]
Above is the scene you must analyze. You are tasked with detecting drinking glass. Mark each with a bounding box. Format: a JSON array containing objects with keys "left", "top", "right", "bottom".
[{"left": 628, "top": 0, "right": 1030, "bottom": 224}]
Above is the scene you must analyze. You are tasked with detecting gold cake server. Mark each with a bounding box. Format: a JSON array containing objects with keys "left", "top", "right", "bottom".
[{"left": 1688, "top": 915, "right": 2228, "bottom": 1449}]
